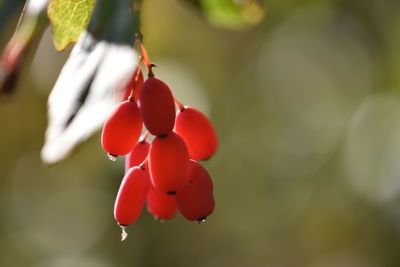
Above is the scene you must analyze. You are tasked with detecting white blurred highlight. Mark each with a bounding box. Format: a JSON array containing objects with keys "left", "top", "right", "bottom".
[
  {"left": 27, "top": 0, "right": 49, "bottom": 14},
  {"left": 41, "top": 31, "right": 138, "bottom": 164}
]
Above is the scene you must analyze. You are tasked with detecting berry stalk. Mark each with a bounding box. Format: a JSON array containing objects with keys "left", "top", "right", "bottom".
[{"left": 128, "top": 65, "right": 143, "bottom": 102}]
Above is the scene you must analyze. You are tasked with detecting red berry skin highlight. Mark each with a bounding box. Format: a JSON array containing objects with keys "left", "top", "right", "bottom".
[
  {"left": 139, "top": 77, "right": 176, "bottom": 136},
  {"left": 175, "top": 106, "right": 218, "bottom": 160},
  {"left": 147, "top": 182, "right": 177, "bottom": 220},
  {"left": 122, "top": 70, "right": 144, "bottom": 101},
  {"left": 125, "top": 140, "right": 150, "bottom": 172},
  {"left": 101, "top": 100, "right": 143, "bottom": 156},
  {"left": 149, "top": 132, "right": 189, "bottom": 194},
  {"left": 175, "top": 160, "right": 215, "bottom": 221},
  {"left": 114, "top": 167, "right": 150, "bottom": 226}
]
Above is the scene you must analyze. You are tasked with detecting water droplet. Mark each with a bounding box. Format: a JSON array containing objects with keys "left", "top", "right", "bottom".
[
  {"left": 197, "top": 216, "right": 207, "bottom": 224},
  {"left": 107, "top": 153, "right": 118, "bottom": 161},
  {"left": 120, "top": 225, "right": 128, "bottom": 241}
]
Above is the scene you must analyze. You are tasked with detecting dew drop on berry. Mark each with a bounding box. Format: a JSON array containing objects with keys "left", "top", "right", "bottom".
[
  {"left": 139, "top": 77, "right": 175, "bottom": 136},
  {"left": 101, "top": 100, "right": 142, "bottom": 156},
  {"left": 149, "top": 132, "right": 189, "bottom": 194},
  {"left": 114, "top": 167, "right": 150, "bottom": 226},
  {"left": 175, "top": 106, "right": 217, "bottom": 160},
  {"left": 175, "top": 160, "right": 215, "bottom": 221},
  {"left": 197, "top": 217, "right": 207, "bottom": 224}
]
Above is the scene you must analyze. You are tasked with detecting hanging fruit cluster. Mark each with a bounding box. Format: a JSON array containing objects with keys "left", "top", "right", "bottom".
[{"left": 101, "top": 42, "right": 217, "bottom": 240}]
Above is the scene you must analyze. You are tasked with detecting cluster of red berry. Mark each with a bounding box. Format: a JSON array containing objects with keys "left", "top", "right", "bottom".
[{"left": 101, "top": 44, "right": 217, "bottom": 240}]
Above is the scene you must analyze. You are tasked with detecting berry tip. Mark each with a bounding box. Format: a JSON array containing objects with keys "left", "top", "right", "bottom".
[
  {"left": 120, "top": 225, "right": 128, "bottom": 241},
  {"left": 197, "top": 217, "right": 207, "bottom": 224},
  {"left": 107, "top": 153, "right": 118, "bottom": 161}
]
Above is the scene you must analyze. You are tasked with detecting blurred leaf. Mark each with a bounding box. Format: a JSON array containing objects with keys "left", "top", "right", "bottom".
[
  {"left": 48, "top": 0, "right": 95, "bottom": 51},
  {"left": 41, "top": 32, "right": 138, "bottom": 164},
  {"left": 42, "top": 0, "right": 140, "bottom": 164},
  {"left": 0, "top": 0, "right": 48, "bottom": 96},
  {"left": 0, "top": 0, "right": 25, "bottom": 30},
  {"left": 87, "top": 0, "right": 140, "bottom": 44},
  {"left": 184, "top": 0, "right": 265, "bottom": 30}
]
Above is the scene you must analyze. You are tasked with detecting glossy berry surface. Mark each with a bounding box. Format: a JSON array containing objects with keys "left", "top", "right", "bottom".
[
  {"left": 139, "top": 77, "right": 176, "bottom": 136},
  {"left": 125, "top": 140, "right": 150, "bottom": 172},
  {"left": 175, "top": 160, "right": 215, "bottom": 221},
  {"left": 114, "top": 167, "right": 150, "bottom": 226},
  {"left": 149, "top": 132, "right": 189, "bottom": 194},
  {"left": 175, "top": 106, "right": 218, "bottom": 160},
  {"left": 147, "top": 182, "right": 177, "bottom": 220},
  {"left": 101, "top": 100, "right": 142, "bottom": 156}
]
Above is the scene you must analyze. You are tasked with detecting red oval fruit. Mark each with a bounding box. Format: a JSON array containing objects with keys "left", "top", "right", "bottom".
[
  {"left": 149, "top": 132, "right": 189, "bottom": 194},
  {"left": 188, "top": 160, "right": 214, "bottom": 192},
  {"left": 139, "top": 77, "right": 176, "bottom": 136},
  {"left": 114, "top": 167, "right": 150, "bottom": 226},
  {"left": 122, "top": 69, "right": 144, "bottom": 101},
  {"left": 175, "top": 106, "right": 218, "bottom": 160},
  {"left": 101, "top": 100, "right": 142, "bottom": 156},
  {"left": 125, "top": 140, "right": 150, "bottom": 172},
  {"left": 175, "top": 160, "right": 215, "bottom": 221},
  {"left": 147, "top": 182, "right": 177, "bottom": 220}
]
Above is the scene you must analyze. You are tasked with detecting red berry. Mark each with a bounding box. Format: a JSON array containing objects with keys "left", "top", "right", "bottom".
[
  {"left": 175, "top": 106, "right": 218, "bottom": 160},
  {"left": 114, "top": 167, "right": 150, "bottom": 226},
  {"left": 122, "top": 69, "right": 144, "bottom": 101},
  {"left": 101, "top": 100, "right": 142, "bottom": 156},
  {"left": 175, "top": 160, "right": 215, "bottom": 221},
  {"left": 147, "top": 182, "right": 177, "bottom": 220},
  {"left": 149, "top": 132, "right": 189, "bottom": 194},
  {"left": 139, "top": 77, "right": 176, "bottom": 136},
  {"left": 125, "top": 140, "right": 150, "bottom": 172}
]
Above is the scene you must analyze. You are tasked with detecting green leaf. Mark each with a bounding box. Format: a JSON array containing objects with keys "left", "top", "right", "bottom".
[
  {"left": 48, "top": 0, "right": 95, "bottom": 51},
  {"left": 185, "top": 0, "right": 265, "bottom": 30}
]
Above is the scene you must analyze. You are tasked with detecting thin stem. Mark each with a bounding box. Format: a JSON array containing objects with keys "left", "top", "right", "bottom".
[
  {"left": 174, "top": 99, "right": 185, "bottom": 111},
  {"left": 128, "top": 64, "right": 142, "bottom": 102},
  {"left": 136, "top": 35, "right": 155, "bottom": 78},
  {"left": 139, "top": 41, "right": 152, "bottom": 70},
  {"left": 147, "top": 63, "right": 156, "bottom": 78}
]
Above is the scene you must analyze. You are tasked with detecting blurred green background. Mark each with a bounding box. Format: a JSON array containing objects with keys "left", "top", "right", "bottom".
[{"left": 2, "top": 0, "right": 400, "bottom": 266}]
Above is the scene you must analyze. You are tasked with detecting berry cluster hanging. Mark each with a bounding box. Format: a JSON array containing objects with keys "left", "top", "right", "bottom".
[{"left": 101, "top": 42, "right": 218, "bottom": 240}]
